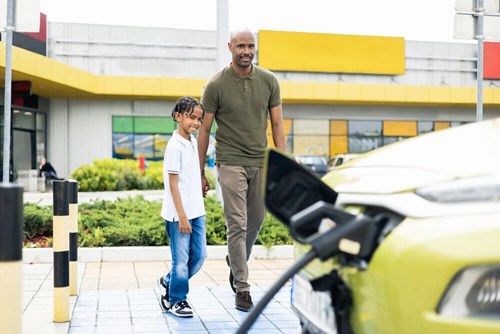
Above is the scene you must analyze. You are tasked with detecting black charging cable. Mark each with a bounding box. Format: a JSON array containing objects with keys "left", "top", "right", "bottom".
[{"left": 235, "top": 249, "right": 317, "bottom": 334}]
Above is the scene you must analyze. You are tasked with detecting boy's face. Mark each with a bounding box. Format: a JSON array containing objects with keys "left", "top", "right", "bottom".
[{"left": 175, "top": 105, "right": 204, "bottom": 138}]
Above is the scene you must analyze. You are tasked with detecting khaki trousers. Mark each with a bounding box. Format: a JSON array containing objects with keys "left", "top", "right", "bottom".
[{"left": 217, "top": 165, "right": 266, "bottom": 292}]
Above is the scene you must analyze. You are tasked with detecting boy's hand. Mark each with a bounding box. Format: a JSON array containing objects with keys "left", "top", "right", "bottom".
[
  {"left": 201, "top": 175, "right": 211, "bottom": 197},
  {"left": 179, "top": 217, "right": 192, "bottom": 234}
]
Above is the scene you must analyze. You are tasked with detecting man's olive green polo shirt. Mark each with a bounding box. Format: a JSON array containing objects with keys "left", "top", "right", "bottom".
[{"left": 201, "top": 64, "right": 281, "bottom": 167}]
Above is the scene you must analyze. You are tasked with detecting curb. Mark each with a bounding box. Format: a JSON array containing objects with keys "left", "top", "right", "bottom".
[{"left": 22, "top": 245, "right": 294, "bottom": 263}]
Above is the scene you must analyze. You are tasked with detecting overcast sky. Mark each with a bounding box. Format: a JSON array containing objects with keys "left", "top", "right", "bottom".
[{"left": 39, "top": 0, "right": 461, "bottom": 42}]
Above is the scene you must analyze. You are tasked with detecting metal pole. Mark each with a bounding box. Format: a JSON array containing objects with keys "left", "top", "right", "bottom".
[
  {"left": 476, "top": 0, "right": 484, "bottom": 122},
  {"left": 2, "top": 0, "right": 14, "bottom": 183},
  {"left": 216, "top": 0, "right": 229, "bottom": 70}
]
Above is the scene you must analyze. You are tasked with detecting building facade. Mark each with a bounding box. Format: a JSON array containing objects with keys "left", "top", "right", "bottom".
[{"left": 1, "top": 20, "right": 500, "bottom": 181}]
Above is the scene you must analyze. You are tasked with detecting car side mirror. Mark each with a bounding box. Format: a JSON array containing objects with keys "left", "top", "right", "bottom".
[{"left": 263, "top": 149, "right": 339, "bottom": 239}]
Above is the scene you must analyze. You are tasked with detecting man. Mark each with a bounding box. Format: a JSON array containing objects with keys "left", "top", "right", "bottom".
[
  {"left": 197, "top": 29, "right": 285, "bottom": 312},
  {"left": 39, "top": 157, "right": 59, "bottom": 180}
]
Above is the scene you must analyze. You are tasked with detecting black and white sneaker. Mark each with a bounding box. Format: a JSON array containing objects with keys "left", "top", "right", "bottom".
[
  {"left": 169, "top": 300, "right": 193, "bottom": 318},
  {"left": 157, "top": 275, "right": 170, "bottom": 311}
]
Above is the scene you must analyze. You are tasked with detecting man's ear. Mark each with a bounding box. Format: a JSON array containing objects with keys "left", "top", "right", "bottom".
[{"left": 227, "top": 42, "right": 232, "bottom": 51}]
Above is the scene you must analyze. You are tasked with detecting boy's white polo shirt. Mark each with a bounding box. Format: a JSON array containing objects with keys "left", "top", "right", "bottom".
[{"left": 161, "top": 131, "right": 205, "bottom": 222}]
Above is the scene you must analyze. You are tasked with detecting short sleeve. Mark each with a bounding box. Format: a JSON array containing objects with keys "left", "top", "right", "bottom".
[
  {"left": 165, "top": 147, "right": 181, "bottom": 174},
  {"left": 200, "top": 81, "right": 218, "bottom": 114},
  {"left": 269, "top": 74, "right": 281, "bottom": 109}
]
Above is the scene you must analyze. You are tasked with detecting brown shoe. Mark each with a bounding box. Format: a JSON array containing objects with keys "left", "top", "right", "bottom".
[{"left": 235, "top": 291, "right": 253, "bottom": 312}]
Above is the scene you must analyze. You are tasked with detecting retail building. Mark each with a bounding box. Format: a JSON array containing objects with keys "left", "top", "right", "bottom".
[{"left": 1, "top": 16, "right": 500, "bottom": 181}]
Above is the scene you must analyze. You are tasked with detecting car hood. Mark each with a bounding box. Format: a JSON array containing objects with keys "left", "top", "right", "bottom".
[{"left": 323, "top": 118, "right": 500, "bottom": 194}]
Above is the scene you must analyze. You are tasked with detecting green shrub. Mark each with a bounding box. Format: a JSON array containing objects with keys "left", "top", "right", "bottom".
[
  {"left": 23, "top": 202, "right": 53, "bottom": 247},
  {"left": 71, "top": 158, "right": 164, "bottom": 192},
  {"left": 22, "top": 195, "right": 292, "bottom": 248},
  {"left": 71, "top": 158, "right": 215, "bottom": 192},
  {"left": 204, "top": 195, "right": 227, "bottom": 245},
  {"left": 78, "top": 196, "right": 165, "bottom": 247}
]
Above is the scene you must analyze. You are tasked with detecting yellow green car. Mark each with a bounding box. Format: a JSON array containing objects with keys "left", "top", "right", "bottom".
[{"left": 263, "top": 118, "right": 500, "bottom": 334}]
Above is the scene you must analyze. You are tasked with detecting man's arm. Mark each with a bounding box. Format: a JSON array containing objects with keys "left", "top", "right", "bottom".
[
  {"left": 269, "top": 104, "right": 286, "bottom": 151},
  {"left": 197, "top": 112, "right": 215, "bottom": 196}
]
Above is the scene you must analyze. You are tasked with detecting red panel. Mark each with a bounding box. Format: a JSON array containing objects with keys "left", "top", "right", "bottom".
[
  {"left": 12, "top": 81, "right": 31, "bottom": 93},
  {"left": 484, "top": 42, "right": 500, "bottom": 79},
  {"left": 12, "top": 97, "right": 24, "bottom": 106},
  {"left": 24, "top": 13, "right": 46, "bottom": 42}
]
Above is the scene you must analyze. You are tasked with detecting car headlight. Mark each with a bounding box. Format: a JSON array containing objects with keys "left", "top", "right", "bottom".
[
  {"left": 416, "top": 176, "right": 500, "bottom": 203},
  {"left": 438, "top": 265, "right": 500, "bottom": 318}
]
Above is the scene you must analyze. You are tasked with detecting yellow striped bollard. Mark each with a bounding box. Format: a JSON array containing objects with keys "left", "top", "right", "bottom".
[
  {"left": 53, "top": 179, "right": 70, "bottom": 322},
  {"left": 0, "top": 184, "right": 23, "bottom": 334},
  {"left": 68, "top": 180, "right": 78, "bottom": 296}
]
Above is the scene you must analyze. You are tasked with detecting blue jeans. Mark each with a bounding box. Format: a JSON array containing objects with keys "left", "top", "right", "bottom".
[{"left": 163, "top": 216, "right": 207, "bottom": 304}]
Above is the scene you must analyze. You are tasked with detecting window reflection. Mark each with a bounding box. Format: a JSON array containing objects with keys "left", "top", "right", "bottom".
[
  {"left": 348, "top": 121, "right": 383, "bottom": 153},
  {"left": 112, "top": 133, "right": 134, "bottom": 159},
  {"left": 418, "top": 121, "right": 434, "bottom": 134}
]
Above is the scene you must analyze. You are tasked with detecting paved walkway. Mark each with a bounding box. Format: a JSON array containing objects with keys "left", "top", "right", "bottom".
[
  {"left": 23, "top": 258, "right": 299, "bottom": 334},
  {"left": 22, "top": 190, "right": 299, "bottom": 333}
]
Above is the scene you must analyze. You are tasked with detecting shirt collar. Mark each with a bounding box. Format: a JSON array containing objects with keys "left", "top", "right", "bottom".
[
  {"left": 172, "top": 130, "right": 194, "bottom": 147},
  {"left": 228, "top": 63, "right": 256, "bottom": 82}
]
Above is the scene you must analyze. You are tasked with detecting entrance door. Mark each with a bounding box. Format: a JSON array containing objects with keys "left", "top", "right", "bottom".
[{"left": 13, "top": 129, "right": 36, "bottom": 176}]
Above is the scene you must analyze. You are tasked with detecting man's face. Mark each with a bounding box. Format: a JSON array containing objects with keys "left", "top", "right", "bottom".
[{"left": 228, "top": 32, "right": 255, "bottom": 69}]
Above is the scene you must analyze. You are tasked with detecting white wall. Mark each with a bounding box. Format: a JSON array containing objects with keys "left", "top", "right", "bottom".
[{"left": 48, "top": 99, "right": 184, "bottom": 177}]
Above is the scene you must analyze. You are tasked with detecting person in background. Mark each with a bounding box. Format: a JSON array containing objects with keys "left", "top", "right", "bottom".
[
  {"left": 197, "top": 29, "right": 286, "bottom": 312},
  {"left": 157, "top": 96, "right": 207, "bottom": 318},
  {"left": 39, "top": 157, "right": 59, "bottom": 179}
]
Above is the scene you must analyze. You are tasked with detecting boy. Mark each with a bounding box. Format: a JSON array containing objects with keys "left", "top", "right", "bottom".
[{"left": 158, "top": 96, "right": 207, "bottom": 318}]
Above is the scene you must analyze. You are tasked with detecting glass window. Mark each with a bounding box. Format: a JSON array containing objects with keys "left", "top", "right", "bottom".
[
  {"left": 13, "top": 109, "right": 35, "bottom": 130},
  {"left": 383, "top": 136, "right": 407, "bottom": 146},
  {"left": 451, "top": 121, "right": 468, "bottom": 127},
  {"left": 112, "top": 133, "right": 134, "bottom": 159},
  {"left": 36, "top": 113, "right": 46, "bottom": 131},
  {"left": 134, "top": 134, "right": 154, "bottom": 159},
  {"left": 349, "top": 121, "right": 382, "bottom": 136},
  {"left": 349, "top": 137, "right": 382, "bottom": 153},
  {"left": 113, "top": 117, "right": 133, "bottom": 133},
  {"left": 348, "top": 121, "right": 383, "bottom": 153},
  {"left": 135, "top": 117, "right": 174, "bottom": 133},
  {"left": 112, "top": 116, "right": 177, "bottom": 160},
  {"left": 36, "top": 113, "right": 46, "bottom": 164},
  {"left": 153, "top": 134, "right": 170, "bottom": 160},
  {"left": 418, "top": 121, "right": 434, "bottom": 134}
]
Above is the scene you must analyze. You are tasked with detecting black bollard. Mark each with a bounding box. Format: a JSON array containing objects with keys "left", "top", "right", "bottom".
[
  {"left": 0, "top": 184, "right": 23, "bottom": 334},
  {"left": 52, "top": 180, "right": 69, "bottom": 322},
  {"left": 68, "top": 180, "right": 78, "bottom": 296}
]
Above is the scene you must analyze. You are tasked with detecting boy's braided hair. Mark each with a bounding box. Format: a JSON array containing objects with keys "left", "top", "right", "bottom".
[{"left": 172, "top": 96, "right": 205, "bottom": 121}]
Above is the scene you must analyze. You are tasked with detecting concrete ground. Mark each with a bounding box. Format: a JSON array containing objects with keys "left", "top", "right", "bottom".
[
  {"left": 22, "top": 257, "right": 299, "bottom": 334},
  {"left": 21, "top": 190, "right": 299, "bottom": 333}
]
